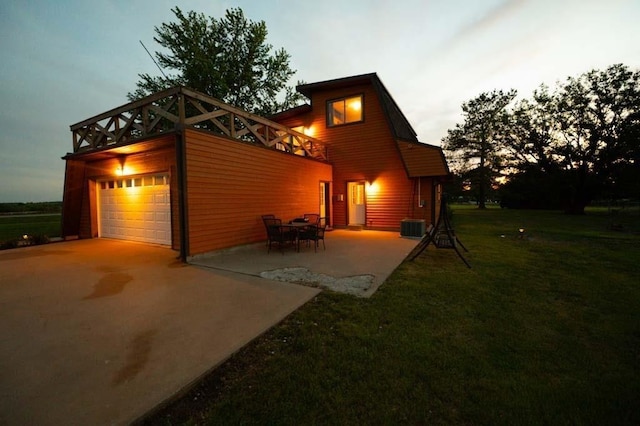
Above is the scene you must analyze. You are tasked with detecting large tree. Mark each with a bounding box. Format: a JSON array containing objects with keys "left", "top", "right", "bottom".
[
  {"left": 498, "top": 87, "right": 565, "bottom": 209},
  {"left": 501, "top": 64, "right": 640, "bottom": 213},
  {"left": 129, "top": 7, "right": 304, "bottom": 115},
  {"left": 554, "top": 64, "right": 640, "bottom": 213},
  {"left": 442, "top": 89, "right": 517, "bottom": 208}
]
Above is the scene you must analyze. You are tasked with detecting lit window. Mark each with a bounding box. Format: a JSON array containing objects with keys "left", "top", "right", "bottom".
[
  {"left": 327, "top": 95, "right": 363, "bottom": 127},
  {"left": 352, "top": 184, "right": 365, "bottom": 205}
]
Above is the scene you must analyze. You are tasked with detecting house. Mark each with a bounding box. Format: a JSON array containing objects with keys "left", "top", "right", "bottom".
[
  {"left": 61, "top": 73, "right": 449, "bottom": 260},
  {"left": 270, "top": 73, "right": 449, "bottom": 230}
]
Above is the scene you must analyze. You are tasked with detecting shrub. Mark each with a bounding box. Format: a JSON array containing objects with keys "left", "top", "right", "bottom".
[
  {"left": 29, "top": 234, "right": 50, "bottom": 245},
  {"left": 0, "top": 239, "right": 19, "bottom": 250}
]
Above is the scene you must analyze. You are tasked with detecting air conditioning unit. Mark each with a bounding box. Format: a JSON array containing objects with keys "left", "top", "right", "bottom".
[{"left": 400, "top": 219, "right": 426, "bottom": 237}]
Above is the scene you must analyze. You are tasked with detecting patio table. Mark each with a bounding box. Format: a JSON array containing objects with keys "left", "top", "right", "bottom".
[{"left": 281, "top": 222, "right": 311, "bottom": 251}]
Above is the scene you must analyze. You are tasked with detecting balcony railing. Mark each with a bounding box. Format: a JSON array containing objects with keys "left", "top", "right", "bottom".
[{"left": 69, "top": 86, "right": 327, "bottom": 161}]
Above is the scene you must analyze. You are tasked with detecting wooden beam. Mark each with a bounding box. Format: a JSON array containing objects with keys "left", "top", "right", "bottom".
[
  {"left": 70, "top": 86, "right": 181, "bottom": 130},
  {"left": 184, "top": 109, "right": 228, "bottom": 125},
  {"left": 69, "top": 86, "right": 327, "bottom": 161}
]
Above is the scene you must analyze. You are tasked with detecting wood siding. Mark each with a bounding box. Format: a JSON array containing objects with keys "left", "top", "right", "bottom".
[
  {"left": 184, "top": 129, "right": 333, "bottom": 255},
  {"left": 405, "top": 177, "right": 439, "bottom": 223},
  {"left": 276, "top": 83, "right": 436, "bottom": 229},
  {"left": 61, "top": 159, "right": 86, "bottom": 238},
  {"left": 62, "top": 135, "right": 180, "bottom": 249}
]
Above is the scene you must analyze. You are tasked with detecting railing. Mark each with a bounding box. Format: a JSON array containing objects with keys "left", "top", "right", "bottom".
[{"left": 69, "top": 86, "right": 327, "bottom": 161}]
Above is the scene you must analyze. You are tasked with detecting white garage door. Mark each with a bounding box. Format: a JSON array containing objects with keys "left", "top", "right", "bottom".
[{"left": 98, "top": 174, "right": 171, "bottom": 245}]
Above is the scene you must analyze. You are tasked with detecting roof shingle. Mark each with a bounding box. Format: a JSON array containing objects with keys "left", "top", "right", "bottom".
[{"left": 396, "top": 140, "right": 450, "bottom": 177}]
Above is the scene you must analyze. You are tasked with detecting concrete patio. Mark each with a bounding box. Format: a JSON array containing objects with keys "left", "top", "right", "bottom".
[{"left": 189, "top": 229, "right": 420, "bottom": 297}]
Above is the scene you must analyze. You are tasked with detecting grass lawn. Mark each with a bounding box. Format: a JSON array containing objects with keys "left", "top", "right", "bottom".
[
  {"left": 145, "top": 206, "right": 640, "bottom": 425},
  {"left": 0, "top": 214, "right": 61, "bottom": 243}
]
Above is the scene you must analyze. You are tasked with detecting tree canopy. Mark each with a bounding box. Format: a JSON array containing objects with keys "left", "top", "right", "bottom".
[
  {"left": 442, "top": 89, "right": 517, "bottom": 209},
  {"left": 444, "top": 64, "right": 640, "bottom": 214},
  {"left": 129, "top": 7, "right": 304, "bottom": 116}
]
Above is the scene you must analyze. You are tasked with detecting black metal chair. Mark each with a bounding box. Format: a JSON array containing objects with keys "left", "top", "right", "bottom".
[
  {"left": 303, "top": 213, "right": 320, "bottom": 225},
  {"left": 263, "top": 218, "right": 295, "bottom": 254},
  {"left": 304, "top": 217, "right": 327, "bottom": 252},
  {"left": 261, "top": 214, "right": 276, "bottom": 247},
  {"left": 298, "top": 214, "right": 319, "bottom": 248}
]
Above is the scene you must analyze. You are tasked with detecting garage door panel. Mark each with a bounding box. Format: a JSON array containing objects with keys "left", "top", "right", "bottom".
[{"left": 98, "top": 175, "right": 171, "bottom": 246}]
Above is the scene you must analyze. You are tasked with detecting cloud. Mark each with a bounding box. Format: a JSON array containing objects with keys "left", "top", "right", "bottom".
[{"left": 443, "top": 0, "right": 529, "bottom": 51}]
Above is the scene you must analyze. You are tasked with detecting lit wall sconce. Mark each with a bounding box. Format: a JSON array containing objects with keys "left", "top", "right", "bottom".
[
  {"left": 115, "top": 155, "right": 132, "bottom": 176},
  {"left": 366, "top": 181, "right": 379, "bottom": 196}
]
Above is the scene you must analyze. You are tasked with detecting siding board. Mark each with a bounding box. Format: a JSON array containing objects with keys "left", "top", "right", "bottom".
[
  {"left": 276, "top": 83, "right": 434, "bottom": 229},
  {"left": 61, "top": 159, "right": 86, "bottom": 238},
  {"left": 184, "top": 129, "right": 332, "bottom": 255}
]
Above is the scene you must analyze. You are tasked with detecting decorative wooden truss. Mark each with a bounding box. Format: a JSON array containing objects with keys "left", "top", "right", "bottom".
[{"left": 70, "top": 86, "right": 327, "bottom": 160}]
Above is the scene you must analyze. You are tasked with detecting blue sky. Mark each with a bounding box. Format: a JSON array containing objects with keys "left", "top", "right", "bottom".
[{"left": 1, "top": 0, "right": 638, "bottom": 202}]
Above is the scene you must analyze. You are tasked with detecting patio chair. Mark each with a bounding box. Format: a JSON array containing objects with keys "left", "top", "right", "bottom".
[
  {"left": 303, "top": 213, "right": 320, "bottom": 225},
  {"left": 305, "top": 217, "right": 327, "bottom": 252},
  {"left": 297, "top": 215, "right": 316, "bottom": 247},
  {"left": 262, "top": 214, "right": 276, "bottom": 246},
  {"left": 264, "top": 218, "right": 295, "bottom": 254}
]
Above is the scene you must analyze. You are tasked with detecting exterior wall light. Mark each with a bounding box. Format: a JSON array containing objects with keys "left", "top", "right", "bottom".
[
  {"left": 366, "top": 181, "right": 379, "bottom": 196},
  {"left": 115, "top": 156, "right": 133, "bottom": 176}
]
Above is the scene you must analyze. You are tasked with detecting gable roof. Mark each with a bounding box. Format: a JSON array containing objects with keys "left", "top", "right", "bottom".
[
  {"left": 396, "top": 140, "right": 450, "bottom": 177},
  {"left": 296, "top": 73, "right": 419, "bottom": 142},
  {"left": 276, "top": 73, "right": 449, "bottom": 178},
  {"left": 297, "top": 73, "right": 449, "bottom": 178}
]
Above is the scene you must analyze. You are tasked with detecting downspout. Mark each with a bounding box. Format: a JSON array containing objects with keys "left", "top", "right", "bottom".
[
  {"left": 418, "top": 177, "right": 421, "bottom": 219},
  {"left": 176, "top": 90, "right": 190, "bottom": 262},
  {"left": 432, "top": 179, "right": 438, "bottom": 225}
]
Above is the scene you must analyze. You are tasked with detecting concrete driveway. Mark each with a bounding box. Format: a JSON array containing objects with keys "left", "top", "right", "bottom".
[{"left": 0, "top": 239, "right": 319, "bottom": 426}]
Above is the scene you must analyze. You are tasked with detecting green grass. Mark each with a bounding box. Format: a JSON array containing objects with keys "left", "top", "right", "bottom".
[
  {"left": 0, "top": 214, "right": 61, "bottom": 243},
  {"left": 146, "top": 206, "right": 640, "bottom": 425}
]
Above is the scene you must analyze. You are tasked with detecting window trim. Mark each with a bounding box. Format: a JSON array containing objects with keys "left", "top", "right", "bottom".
[{"left": 326, "top": 93, "right": 364, "bottom": 127}]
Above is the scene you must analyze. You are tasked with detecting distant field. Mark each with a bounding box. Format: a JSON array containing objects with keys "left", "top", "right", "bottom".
[{"left": 0, "top": 214, "right": 62, "bottom": 243}]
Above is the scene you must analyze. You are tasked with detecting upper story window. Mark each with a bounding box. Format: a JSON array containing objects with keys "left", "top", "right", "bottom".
[{"left": 327, "top": 95, "right": 363, "bottom": 127}]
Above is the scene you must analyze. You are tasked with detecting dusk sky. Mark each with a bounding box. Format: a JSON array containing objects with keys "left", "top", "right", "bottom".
[{"left": 1, "top": 0, "right": 638, "bottom": 202}]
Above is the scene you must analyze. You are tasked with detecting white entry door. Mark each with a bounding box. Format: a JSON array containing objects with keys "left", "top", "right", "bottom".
[
  {"left": 98, "top": 174, "right": 171, "bottom": 245},
  {"left": 348, "top": 181, "right": 365, "bottom": 225}
]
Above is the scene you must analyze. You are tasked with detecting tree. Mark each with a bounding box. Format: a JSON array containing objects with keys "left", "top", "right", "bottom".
[
  {"left": 503, "top": 86, "right": 559, "bottom": 174},
  {"left": 129, "top": 7, "right": 304, "bottom": 115},
  {"left": 499, "top": 87, "right": 566, "bottom": 209},
  {"left": 554, "top": 64, "right": 640, "bottom": 213},
  {"left": 442, "top": 89, "right": 517, "bottom": 208},
  {"left": 501, "top": 64, "right": 640, "bottom": 214}
]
